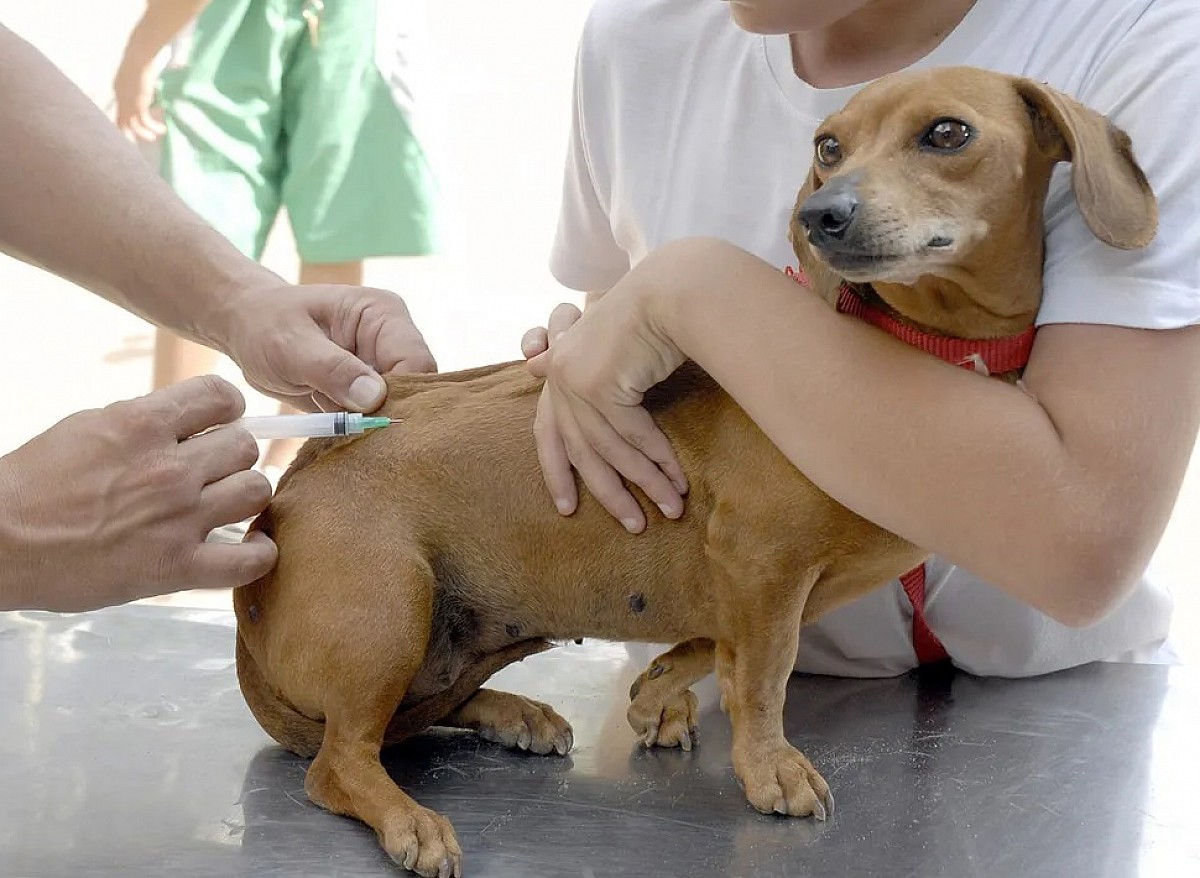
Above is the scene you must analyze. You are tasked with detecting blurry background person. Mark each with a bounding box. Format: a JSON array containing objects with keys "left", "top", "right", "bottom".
[{"left": 114, "top": 0, "right": 439, "bottom": 477}]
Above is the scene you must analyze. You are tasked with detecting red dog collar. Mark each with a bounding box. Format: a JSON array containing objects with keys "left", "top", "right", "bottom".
[{"left": 786, "top": 266, "right": 1035, "bottom": 375}]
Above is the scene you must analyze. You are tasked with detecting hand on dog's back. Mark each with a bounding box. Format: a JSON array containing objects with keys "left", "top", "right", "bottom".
[{"left": 522, "top": 292, "right": 690, "bottom": 532}]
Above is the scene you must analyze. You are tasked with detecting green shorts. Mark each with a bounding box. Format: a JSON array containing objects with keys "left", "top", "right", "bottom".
[{"left": 157, "top": 0, "right": 438, "bottom": 263}]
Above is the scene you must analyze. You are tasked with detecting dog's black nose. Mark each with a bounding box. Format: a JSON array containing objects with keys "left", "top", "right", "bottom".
[{"left": 799, "top": 186, "right": 860, "bottom": 241}]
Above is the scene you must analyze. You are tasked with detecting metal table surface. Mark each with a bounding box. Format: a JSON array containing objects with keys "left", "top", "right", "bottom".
[{"left": 1, "top": 605, "right": 1197, "bottom": 878}]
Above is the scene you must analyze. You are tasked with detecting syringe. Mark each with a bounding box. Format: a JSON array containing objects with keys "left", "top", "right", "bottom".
[{"left": 234, "top": 413, "right": 401, "bottom": 440}]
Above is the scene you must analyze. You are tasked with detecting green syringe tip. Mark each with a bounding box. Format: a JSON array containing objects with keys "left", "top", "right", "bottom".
[{"left": 357, "top": 416, "right": 395, "bottom": 431}]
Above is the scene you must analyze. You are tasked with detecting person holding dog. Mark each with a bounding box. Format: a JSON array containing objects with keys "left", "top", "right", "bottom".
[
  {"left": 0, "top": 23, "right": 435, "bottom": 613},
  {"left": 523, "top": 0, "right": 1200, "bottom": 677}
]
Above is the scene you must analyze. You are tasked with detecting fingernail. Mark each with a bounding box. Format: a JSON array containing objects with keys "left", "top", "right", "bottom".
[
  {"left": 622, "top": 517, "right": 642, "bottom": 533},
  {"left": 347, "top": 374, "right": 385, "bottom": 410},
  {"left": 555, "top": 499, "right": 573, "bottom": 515},
  {"left": 659, "top": 503, "right": 681, "bottom": 519}
]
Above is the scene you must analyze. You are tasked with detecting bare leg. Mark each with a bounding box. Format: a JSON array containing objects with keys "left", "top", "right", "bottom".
[
  {"left": 151, "top": 328, "right": 221, "bottom": 391},
  {"left": 299, "top": 259, "right": 364, "bottom": 286}
]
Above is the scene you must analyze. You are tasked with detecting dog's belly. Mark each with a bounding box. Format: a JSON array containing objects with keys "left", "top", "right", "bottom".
[{"left": 400, "top": 535, "right": 721, "bottom": 702}]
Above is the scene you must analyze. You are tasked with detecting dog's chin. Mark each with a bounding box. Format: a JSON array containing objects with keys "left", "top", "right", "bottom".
[
  {"left": 821, "top": 251, "right": 904, "bottom": 281},
  {"left": 818, "top": 246, "right": 957, "bottom": 286}
]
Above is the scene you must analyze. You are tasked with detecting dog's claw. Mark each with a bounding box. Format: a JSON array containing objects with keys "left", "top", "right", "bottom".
[
  {"left": 438, "top": 857, "right": 454, "bottom": 878},
  {"left": 641, "top": 723, "right": 660, "bottom": 747},
  {"left": 812, "top": 798, "right": 827, "bottom": 822},
  {"left": 679, "top": 728, "right": 692, "bottom": 752},
  {"left": 822, "top": 788, "right": 836, "bottom": 818},
  {"left": 403, "top": 843, "right": 419, "bottom": 872}
]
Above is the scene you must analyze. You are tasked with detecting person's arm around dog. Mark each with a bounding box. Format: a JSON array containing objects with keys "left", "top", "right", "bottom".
[
  {"left": 0, "top": 25, "right": 435, "bottom": 612},
  {"left": 523, "top": 238, "right": 1200, "bottom": 629}
]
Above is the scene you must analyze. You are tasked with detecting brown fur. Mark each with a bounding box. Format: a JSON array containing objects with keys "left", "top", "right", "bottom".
[{"left": 232, "top": 68, "right": 1156, "bottom": 877}]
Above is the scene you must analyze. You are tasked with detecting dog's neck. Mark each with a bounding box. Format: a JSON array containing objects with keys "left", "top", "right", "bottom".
[
  {"left": 789, "top": 228, "right": 1045, "bottom": 376},
  {"left": 868, "top": 260, "right": 1042, "bottom": 342},
  {"left": 835, "top": 282, "right": 1036, "bottom": 376}
]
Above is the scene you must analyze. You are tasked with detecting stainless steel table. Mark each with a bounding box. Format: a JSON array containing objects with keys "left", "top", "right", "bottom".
[{"left": 1, "top": 605, "right": 1197, "bottom": 878}]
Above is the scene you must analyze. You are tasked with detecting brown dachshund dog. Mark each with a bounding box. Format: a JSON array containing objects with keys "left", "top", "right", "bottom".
[{"left": 233, "top": 67, "right": 1156, "bottom": 877}]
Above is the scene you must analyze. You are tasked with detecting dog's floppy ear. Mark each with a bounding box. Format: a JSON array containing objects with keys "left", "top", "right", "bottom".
[
  {"left": 788, "top": 167, "right": 845, "bottom": 307},
  {"left": 1013, "top": 78, "right": 1157, "bottom": 250}
]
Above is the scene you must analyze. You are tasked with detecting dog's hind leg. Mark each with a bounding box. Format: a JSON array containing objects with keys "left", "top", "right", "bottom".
[
  {"left": 626, "top": 638, "right": 715, "bottom": 751},
  {"left": 439, "top": 688, "right": 573, "bottom": 756},
  {"left": 302, "top": 560, "right": 463, "bottom": 878}
]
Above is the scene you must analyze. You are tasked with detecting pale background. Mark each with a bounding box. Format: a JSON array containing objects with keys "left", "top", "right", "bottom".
[{"left": 0, "top": 1, "right": 1196, "bottom": 661}]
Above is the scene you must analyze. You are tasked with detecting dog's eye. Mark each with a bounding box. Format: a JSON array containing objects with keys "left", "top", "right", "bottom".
[
  {"left": 922, "top": 119, "right": 973, "bottom": 152},
  {"left": 814, "top": 135, "right": 843, "bottom": 167}
]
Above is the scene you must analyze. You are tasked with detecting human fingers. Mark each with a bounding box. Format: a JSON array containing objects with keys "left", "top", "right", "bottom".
[
  {"left": 177, "top": 425, "right": 260, "bottom": 485},
  {"left": 184, "top": 531, "right": 278, "bottom": 591},
  {"left": 533, "top": 387, "right": 579, "bottom": 515},
  {"left": 198, "top": 469, "right": 274, "bottom": 533}
]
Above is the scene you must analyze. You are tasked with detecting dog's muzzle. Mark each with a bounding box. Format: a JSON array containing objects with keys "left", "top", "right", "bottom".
[{"left": 799, "top": 180, "right": 860, "bottom": 247}]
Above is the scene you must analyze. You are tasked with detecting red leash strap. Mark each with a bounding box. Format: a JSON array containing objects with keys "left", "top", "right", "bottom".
[
  {"left": 899, "top": 565, "right": 950, "bottom": 665},
  {"left": 834, "top": 287, "right": 1036, "bottom": 376},
  {"left": 785, "top": 266, "right": 1036, "bottom": 376}
]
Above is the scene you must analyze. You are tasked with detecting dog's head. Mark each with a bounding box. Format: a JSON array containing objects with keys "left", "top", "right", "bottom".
[{"left": 789, "top": 66, "right": 1158, "bottom": 338}]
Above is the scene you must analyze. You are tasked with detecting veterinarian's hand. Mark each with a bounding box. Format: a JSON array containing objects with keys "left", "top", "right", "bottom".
[
  {"left": 0, "top": 377, "right": 276, "bottom": 612},
  {"left": 525, "top": 290, "right": 689, "bottom": 533},
  {"left": 213, "top": 281, "right": 437, "bottom": 414}
]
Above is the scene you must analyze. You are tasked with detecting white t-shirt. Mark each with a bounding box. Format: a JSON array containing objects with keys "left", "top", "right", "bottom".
[{"left": 549, "top": 0, "right": 1200, "bottom": 678}]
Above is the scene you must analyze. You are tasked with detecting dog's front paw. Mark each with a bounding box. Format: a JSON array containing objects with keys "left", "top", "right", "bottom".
[
  {"left": 475, "top": 693, "right": 573, "bottom": 756},
  {"left": 628, "top": 688, "right": 700, "bottom": 751},
  {"left": 379, "top": 804, "right": 462, "bottom": 878},
  {"left": 734, "top": 744, "right": 835, "bottom": 820}
]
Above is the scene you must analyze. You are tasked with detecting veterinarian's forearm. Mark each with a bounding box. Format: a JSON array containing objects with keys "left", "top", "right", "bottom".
[
  {"left": 645, "top": 238, "right": 1199, "bottom": 625},
  {"left": 0, "top": 25, "right": 275, "bottom": 347}
]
